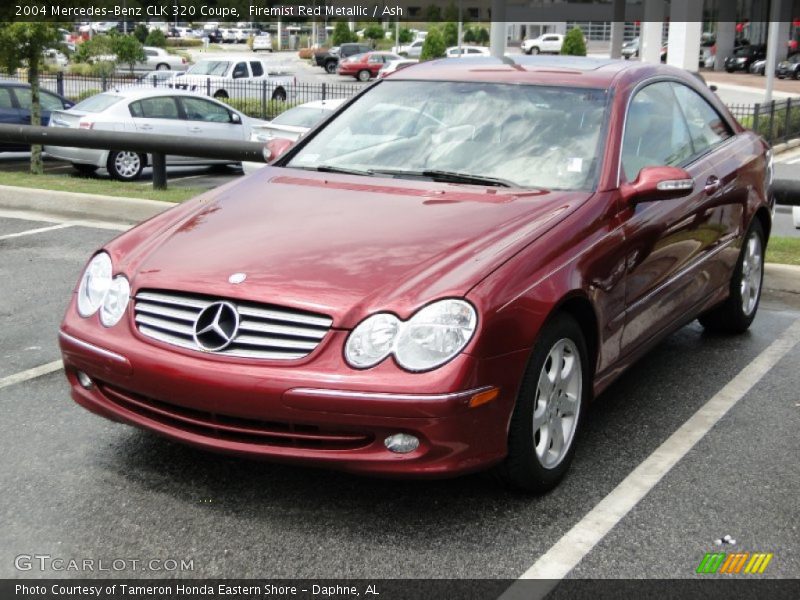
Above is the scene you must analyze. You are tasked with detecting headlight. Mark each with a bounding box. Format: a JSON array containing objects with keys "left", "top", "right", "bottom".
[
  {"left": 394, "top": 300, "right": 477, "bottom": 371},
  {"left": 344, "top": 299, "right": 477, "bottom": 372},
  {"left": 76, "top": 252, "right": 112, "bottom": 317},
  {"left": 100, "top": 276, "right": 131, "bottom": 327}
]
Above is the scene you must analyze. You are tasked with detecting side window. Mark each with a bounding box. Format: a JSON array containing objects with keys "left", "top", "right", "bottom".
[
  {"left": 0, "top": 88, "right": 14, "bottom": 109},
  {"left": 181, "top": 97, "right": 232, "bottom": 123},
  {"left": 232, "top": 62, "right": 248, "bottom": 78},
  {"left": 41, "top": 92, "right": 65, "bottom": 111},
  {"left": 145, "top": 50, "right": 156, "bottom": 57},
  {"left": 132, "top": 97, "right": 180, "bottom": 119},
  {"left": 129, "top": 100, "right": 143, "bottom": 118},
  {"left": 671, "top": 83, "right": 732, "bottom": 156},
  {"left": 368, "top": 55, "right": 383, "bottom": 64},
  {"left": 250, "top": 61, "right": 264, "bottom": 77},
  {"left": 622, "top": 82, "right": 693, "bottom": 181}
]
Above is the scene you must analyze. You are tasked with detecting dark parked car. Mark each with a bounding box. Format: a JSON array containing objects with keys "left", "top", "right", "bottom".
[
  {"left": 0, "top": 81, "right": 73, "bottom": 151},
  {"left": 60, "top": 58, "right": 771, "bottom": 493},
  {"left": 314, "top": 43, "right": 372, "bottom": 74},
  {"left": 725, "top": 44, "right": 766, "bottom": 72},
  {"left": 776, "top": 53, "right": 800, "bottom": 79}
]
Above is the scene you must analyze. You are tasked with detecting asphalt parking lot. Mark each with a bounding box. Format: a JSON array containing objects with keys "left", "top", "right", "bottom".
[{"left": 1, "top": 209, "right": 798, "bottom": 585}]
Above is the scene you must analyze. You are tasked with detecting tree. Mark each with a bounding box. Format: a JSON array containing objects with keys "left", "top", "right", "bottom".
[
  {"left": 420, "top": 27, "right": 446, "bottom": 61},
  {"left": 561, "top": 27, "right": 587, "bottom": 56},
  {"left": 443, "top": 2, "right": 460, "bottom": 22},
  {"left": 133, "top": 24, "right": 149, "bottom": 44},
  {"left": 0, "top": 23, "right": 61, "bottom": 175},
  {"left": 332, "top": 21, "right": 356, "bottom": 46},
  {"left": 425, "top": 5, "right": 442, "bottom": 20},
  {"left": 398, "top": 28, "right": 413, "bottom": 44},
  {"left": 442, "top": 22, "right": 458, "bottom": 47},
  {"left": 363, "top": 24, "right": 384, "bottom": 43},
  {"left": 145, "top": 29, "right": 167, "bottom": 48},
  {"left": 111, "top": 34, "right": 146, "bottom": 75},
  {"left": 463, "top": 27, "right": 476, "bottom": 44},
  {"left": 474, "top": 27, "right": 490, "bottom": 45}
]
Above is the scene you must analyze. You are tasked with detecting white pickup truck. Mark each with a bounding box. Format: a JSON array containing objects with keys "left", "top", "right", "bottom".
[{"left": 169, "top": 59, "right": 295, "bottom": 102}]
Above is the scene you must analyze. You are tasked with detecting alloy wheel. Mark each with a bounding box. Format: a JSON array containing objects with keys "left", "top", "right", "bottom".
[
  {"left": 113, "top": 152, "right": 141, "bottom": 179},
  {"left": 740, "top": 230, "right": 763, "bottom": 317}
]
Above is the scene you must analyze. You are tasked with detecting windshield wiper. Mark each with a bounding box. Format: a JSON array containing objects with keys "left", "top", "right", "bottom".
[
  {"left": 314, "top": 165, "right": 373, "bottom": 177},
  {"left": 369, "top": 168, "right": 513, "bottom": 188}
]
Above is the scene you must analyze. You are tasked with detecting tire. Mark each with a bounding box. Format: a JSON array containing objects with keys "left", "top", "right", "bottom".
[
  {"left": 155, "top": 63, "right": 169, "bottom": 71},
  {"left": 71, "top": 164, "right": 97, "bottom": 176},
  {"left": 725, "top": 67, "right": 735, "bottom": 73},
  {"left": 324, "top": 60, "right": 337, "bottom": 74},
  {"left": 213, "top": 90, "right": 228, "bottom": 99},
  {"left": 698, "top": 220, "right": 765, "bottom": 334},
  {"left": 530, "top": 47, "right": 540, "bottom": 55},
  {"left": 271, "top": 87, "right": 286, "bottom": 101},
  {"left": 357, "top": 69, "right": 370, "bottom": 82},
  {"left": 493, "top": 313, "right": 589, "bottom": 493},
  {"left": 107, "top": 151, "right": 144, "bottom": 181}
]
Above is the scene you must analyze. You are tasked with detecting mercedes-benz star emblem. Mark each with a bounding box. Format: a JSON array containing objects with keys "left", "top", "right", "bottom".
[
  {"left": 228, "top": 272, "right": 247, "bottom": 284},
  {"left": 193, "top": 301, "right": 240, "bottom": 352}
]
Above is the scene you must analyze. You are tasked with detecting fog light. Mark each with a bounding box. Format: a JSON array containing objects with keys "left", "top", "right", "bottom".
[
  {"left": 76, "top": 371, "right": 93, "bottom": 389},
  {"left": 384, "top": 433, "right": 419, "bottom": 454}
]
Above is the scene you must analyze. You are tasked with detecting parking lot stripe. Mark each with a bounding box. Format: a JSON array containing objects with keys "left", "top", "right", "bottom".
[
  {"left": 507, "top": 318, "right": 800, "bottom": 589},
  {"left": 0, "top": 210, "right": 129, "bottom": 232},
  {"left": 0, "top": 223, "right": 72, "bottom": 240},
  {"left": 0, "top": 360, "right": 63, "bottom": 391}
]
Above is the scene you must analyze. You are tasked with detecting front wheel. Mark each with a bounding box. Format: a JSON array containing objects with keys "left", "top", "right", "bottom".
[
  {"left": 493, "top": 313, "right": 588, "bottom": 493},
  {"left": 530, "top": 47, "right": 540, "bottom": 55},
  {"left": 356, "top": 69, "right": 371, "bottom": 82},
  {"left": 324, "top": 61, "right": 337, "bottom": 74},
  {"left": 271, "top": 87, "right": 286, "bottom": 101},
  {"left": 107, "top": 150, "right": 144, "bottom": 181},
  {"left": 699, "top": 220, "right": 765, "bottom": 334},
  {"left": 213, "top": 90, "right": 228, "bottom": 99},
  {"left": 155, "top": 63, "right": 170, "bottom": 71}
]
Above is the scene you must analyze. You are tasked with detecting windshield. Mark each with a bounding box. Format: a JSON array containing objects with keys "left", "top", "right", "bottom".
[
  {"left": 187, "top": 61, "right": 230, "bottom": 76},
  {"left": 272, "top": 106, "right": 333, "bottom": 128},
  {"left": 286, "top": 81, "right": 608, "bottom": 190},
  {"left": 73, "top": 93, "right": 123, "bottom": 113}
]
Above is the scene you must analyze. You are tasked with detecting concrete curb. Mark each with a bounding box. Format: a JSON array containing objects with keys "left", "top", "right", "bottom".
[
  {"left": 0, "top": 185, "right": 174, "bottom": 225},
  {"left": 764, "top": 263, "right": 800, "bottom": 295},
  {"left": 772, "top": 138, "right": 800, "bottom": 155}
]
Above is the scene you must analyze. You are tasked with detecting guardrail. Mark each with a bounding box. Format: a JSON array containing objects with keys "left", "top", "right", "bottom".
[{"left": 0, "top": 124, "right": 266, "bottom": 190}]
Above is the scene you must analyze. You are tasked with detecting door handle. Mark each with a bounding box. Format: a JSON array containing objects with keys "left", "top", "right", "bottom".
[
  {"left": 139, "top": 124, "right": 153, "bottom": 130},
  {"left": 188, "top": 126, "right": 201, "bottom": 133},
  {"left": 704, "top": 175, "right": 721, "bottom": 195}
]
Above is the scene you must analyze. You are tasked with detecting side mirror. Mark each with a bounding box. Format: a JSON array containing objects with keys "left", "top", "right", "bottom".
[
  {"left": 620, "top": 166, "right": 694, "bottom": 204},
  {"left": 262, "top": 138, "right": 294, "bottom": 163},
  {"left": 230, "top": 112, "right": 242, "bottom": 124}
]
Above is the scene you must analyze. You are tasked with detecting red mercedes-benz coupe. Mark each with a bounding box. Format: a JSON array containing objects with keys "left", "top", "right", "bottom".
[{"left": 59, "top": 57, "right": 772, "bottom": 492}]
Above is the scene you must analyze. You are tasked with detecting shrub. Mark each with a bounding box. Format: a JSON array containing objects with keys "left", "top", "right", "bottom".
[
  {"left": 165, "top": 38, "right": 202, "bottom": 48},
  {"left": 474, "top": 27, "right": 489, "bottom": 45},
  {"left": 133, "top": 24, "right": 148, "bottom": 44},
  {"left": 332, "top": 22, "right": 357, "bottom": 45},
  {"left": 363, "top": 24, "right": 384, "bottom": 42},
  {"left": 420, "top": 28, "right": 446, "bottom": 61},
  {"left": 145, "top": 29, "right": 167, "bottom": 48},
  {"left": 399, "top": 28, "right": 413, "bottom": 44},
  {"left": 298, "top": 47, "right": 315, "bottom": 59},
  {"left": 561, "top": 27, "right": 587, "bottom": 56},
  {"left": 442, "top": 22, "right": 458, "bottom": 47}
]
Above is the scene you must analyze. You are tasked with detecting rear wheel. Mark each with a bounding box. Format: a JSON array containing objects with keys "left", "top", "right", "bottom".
[
  {"left": 357, "top": 69, "right": 371, "bottom": 82},
  {"left": 699, "top": 220, "right": 765, "bottom": 334},
  {"left": 493, "top": 313, "right": 589, "bottom": 493},
  {"left": 213, "top": 90, "right": 228, "bottom": 100},
  {"left": 530, "top": 46, "right": 540, "bottom": 55},
  {"left": 155, "top": 63, "right": 169, "bottom": 71},
  {"left": 71, "top": 164, "right": 97, "bottom": 176},
  {"left": 271, "top": 87, "right": 286, "bottom": 101},
  {"left": 107, "top": 151, "right": 144, "bottom": 181},
  {"left": 324, "top": 60, "right": 337, "bottom": 74}
]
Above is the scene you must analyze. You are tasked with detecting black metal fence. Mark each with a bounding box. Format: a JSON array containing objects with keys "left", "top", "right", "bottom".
[
  {"left": 726, "top": 97, "right": 800, "bottom": 145},
  {"left": 5, "top": 72, "right": 365, "bottom": 120}
]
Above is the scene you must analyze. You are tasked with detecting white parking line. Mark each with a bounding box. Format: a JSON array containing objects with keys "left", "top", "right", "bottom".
[
  {"left": 785, "top": 156, "right": 800, "bottom": 165},
  {"left": 0, "top": 210, "right": 130, "bottom": 232},
  {"left": 0, "top": 223, "right": 72, "bottom": 240},
  {"left": 0, "top": 360, "right": 64, "bottom": 391},
  {"left": 503, "top": 318, "right": 800, "bottom": 595}
]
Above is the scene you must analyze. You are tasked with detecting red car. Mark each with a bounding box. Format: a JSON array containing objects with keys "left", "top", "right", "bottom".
[
  {"left": 60, "top": 57, "right": 772, "bottom": 493},
  {"left": 337, "top": 51, "right": 403, "bottom": 81}
]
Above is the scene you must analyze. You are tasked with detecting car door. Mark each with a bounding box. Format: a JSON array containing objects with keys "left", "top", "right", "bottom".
[
  {"left": 178, "top": 96, "right": 243, "bottom": 161},
  {"left": 367, "top": 54, "right": 385, "bottom": 76},
  {"left": 128, "top": 96, "right": 189, "bottom": 163},
  {"left": 543, "top": 35, "right": 560, "bottom": 52},
  {"left": 12, "top": 87, "right": 67, "bottom": 126},
  {"left": 0, "top": 87, "right": 24, "bottom": 151},
  {"left": 619, "top": 81, "right": 736, "bottom": 353}
]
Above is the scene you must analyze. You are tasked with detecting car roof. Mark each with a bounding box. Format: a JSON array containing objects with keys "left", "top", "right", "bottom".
[
  {"left": 388, "top": 56, "right": 679, "bottom": 87},
  {"left": 99, "top": 87, "right": 224, "bottom": 101}
]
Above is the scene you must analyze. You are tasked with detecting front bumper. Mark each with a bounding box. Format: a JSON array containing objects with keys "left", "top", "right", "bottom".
[{"left": 59, "top": 314, "right": 527, "bottom": 477}]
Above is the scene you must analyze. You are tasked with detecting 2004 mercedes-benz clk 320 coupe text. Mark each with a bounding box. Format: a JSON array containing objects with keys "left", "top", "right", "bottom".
[{"left": 59, "top": 57, "right": 772, "bottom": 493}]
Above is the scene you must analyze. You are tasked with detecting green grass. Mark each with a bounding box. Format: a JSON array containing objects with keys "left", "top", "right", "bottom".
[
  {"left": 767, "top": 236, "right": 800, "bottom": 266},
  {"left": 0, "top": 171, "right": 201, "bottom": 203}
]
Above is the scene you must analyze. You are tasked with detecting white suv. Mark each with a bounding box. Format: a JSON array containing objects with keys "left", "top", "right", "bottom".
[{"left": 521, "top": 34, "right": 564, "bottom": 55}]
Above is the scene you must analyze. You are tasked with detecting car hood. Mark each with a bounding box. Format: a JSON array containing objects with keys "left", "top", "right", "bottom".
[{"left": 116, "top": 168, "right": 592, "bottom": 327}]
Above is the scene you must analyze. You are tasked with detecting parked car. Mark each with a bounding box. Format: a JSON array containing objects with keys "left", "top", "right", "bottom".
[
  {"left": 521, "top": 33, "right": 564, "bottom": 55},
  {"left": 392, "top": 39, "right": 425, "bottom": 59},
  {"left": 141, "top": 46, "right": 187, "bottom": 71},
  {"left": 725, "top": 44, "right": 767, "bottom": 72},
  {"left": 0, "top": 81, "right": 74, "bottom": 152},
  {"left": 235, "top": 28, "right": 257, "bottom": 44},
  {"left": 44, "top": 88, "right": 265, "bottom": 180},
  {"left": 172, "top": 59, "right": 295, "bottom": 101},
  {"left": 337, "top": 52, "right": 402, "bottom": 81},
  {"left": 377, "top": 59, "right": 418, "bottom": 79},
  {"left": 252, "top": 33, "right": 273, "bottom": 52},
  {"left": 316, "top": 43, "right": 372, "bottom": 74},
  {"left": 621, "top": 37, "right": 639, "bottom": 59},
  {"left": 749, "top": 58, "right": 767, "bottom": 75},
  {"left": 445, "top": 46, "right": 490, "bottom": 58},
  {"left": 58, "top": 57, "right": 771, "bottom": 493},
  {"left": 776, "top": 53, "right": 800, "bottom": 79},
  {"left": 242, "top": 98, "right": 347, "bottom": 174},
  {"left": 134, "top": 70, "right": 181, "bottom": 88}
]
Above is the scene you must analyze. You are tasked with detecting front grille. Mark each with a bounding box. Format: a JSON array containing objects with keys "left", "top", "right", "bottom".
[
  {"left": 134, "top": 290, "right": 333, "bottom": 360},
  {"left": 98, "top": 382, "right": 372, "bottom": 450}
]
